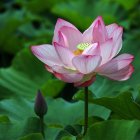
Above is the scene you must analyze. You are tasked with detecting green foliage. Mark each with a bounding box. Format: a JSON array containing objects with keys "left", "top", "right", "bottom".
[
  {"left": 0, "top": 48, "right": 66, "bottom": 99},
  {"left": 85, "top": 120, "right": 140, "bottom": 140},
  {"left": 19, "top": 133, "right": 44, "bottom": 140},
  {"left": 74, "top": 91, "right": 140, "bottom": 120},
  {"left": 0, "top": 115, "right": 10, "bottom": 123},
  {"left": 0, "top": 0, "right": 140, "bottom": 139}
]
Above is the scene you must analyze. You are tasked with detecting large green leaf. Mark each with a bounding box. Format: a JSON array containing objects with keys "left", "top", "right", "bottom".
[
  {"left": 0, "top": 48, "right": 66, "bottom": 98},
  {"left": 85, "top": 120, "right": 140, "bottom": 140},
  {"left": 0, "top": 95, "right": 109, "bottom": 139},
  {"left": 0, "top": 123, "right": 21, "bottom": 140},
  {"left": 74, "top": 91, "right": 140, "bottom": 120},
  {"left": 47, "top": 99, "right": 109, "bottom": 126},
  {"left": 19, "top": 133, "right": 44, "bottom": 140},
  {"left": 93, "top": 92, "right": 140, "bottom": 120}
]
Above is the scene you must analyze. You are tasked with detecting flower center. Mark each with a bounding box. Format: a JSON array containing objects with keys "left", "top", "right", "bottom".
[
  {"left": 77, "top": 43, "right": 91, "bottom": 51},
  {"left": 73, "top": 43, "right": 91, "bottom": 55}
]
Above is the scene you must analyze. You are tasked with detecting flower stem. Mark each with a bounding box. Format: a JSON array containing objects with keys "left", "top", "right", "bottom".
[
  {"left": 40, "top": 116, "right": 45, "bottom": 138},
  {"left": 83, "top": 86, "right": 88, "bottom": 136}
]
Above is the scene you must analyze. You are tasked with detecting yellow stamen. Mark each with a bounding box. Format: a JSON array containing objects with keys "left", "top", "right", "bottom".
[{"left": 73, "top": 49, "right": 83, "bottom": 55}]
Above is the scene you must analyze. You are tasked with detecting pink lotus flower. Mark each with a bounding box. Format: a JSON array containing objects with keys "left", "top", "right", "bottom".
[{"left": 31, "top": 16, "right": 134, "bottom": 87}]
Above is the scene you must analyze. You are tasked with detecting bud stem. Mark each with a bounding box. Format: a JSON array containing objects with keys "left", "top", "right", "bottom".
[
  {"left": 40, "top": 116, "right": 45, "bottom": 138},
  {"left": 83, "top": 86, "right": 88, "bottom": 136}
]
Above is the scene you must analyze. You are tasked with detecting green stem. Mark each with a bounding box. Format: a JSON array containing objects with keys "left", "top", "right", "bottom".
[
  {"left": 83, "top": 87, "right": 88, "bottom": 136},
  {"left": 40, "top": 116, "right": 45, "bottom": 138}
]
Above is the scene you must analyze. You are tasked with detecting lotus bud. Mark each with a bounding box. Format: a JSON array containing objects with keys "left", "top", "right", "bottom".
[{"left": 34, "top": 90, "right": 47, "bottom": 118}]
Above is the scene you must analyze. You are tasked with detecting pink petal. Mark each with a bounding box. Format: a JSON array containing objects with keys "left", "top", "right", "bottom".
[
  {"left": 55, "top": 31, "right": 68, "bottom": 48},
  {"left": 53, "top": 18, "right": 77, "bottom": 43},
  {"left": 111, "top": 26, "right": 123, "bottom": 41},
  {"left": 74, "top": 75, "right": 96, "bottom": 87},
  {"left": 45, "top": 65, "right": 54, "bottom": 73},
  {"left": 31, "top": 45, "right": 62, "bottom": 66},
  {"left": 99, "top": 38, "right": 114, "bottom": 65},
  {"left": 101, "top": 65, "right": 134, "bottom": 81},
  {"left": 54, "top": 43, "right": 75, "bottom": 68},
  {"left": 72, "top": 55, "right": 102, "bottom": 74},
  {"left": 97, "top": 54, "right": 134, "bottom": 74},
  {"left": 92, "top": 18, "right": 108, "bottom": 43},
  {"left": 113, "top": 54, "right": 134, "bottom": 60},
  {"left": 106, "top": 23, "right": 118, "bottom": 38},
  {"left": 82, "top": 43, "right": 100, "bottom": 56},
  {"left": 54, "top": 72, "right": 83, "bottom": 83},
  {"left": 51, "top": 65, "right": 75, "bottom": 74},
  {"left": 83, "top": 16, "right": 107, "bottom": 43},
  {"left": 59, "top": 26, "right": 82, "bottom": 51},
  {"left": 110, "top": 27, "right": 123, "bottom": 58}
]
